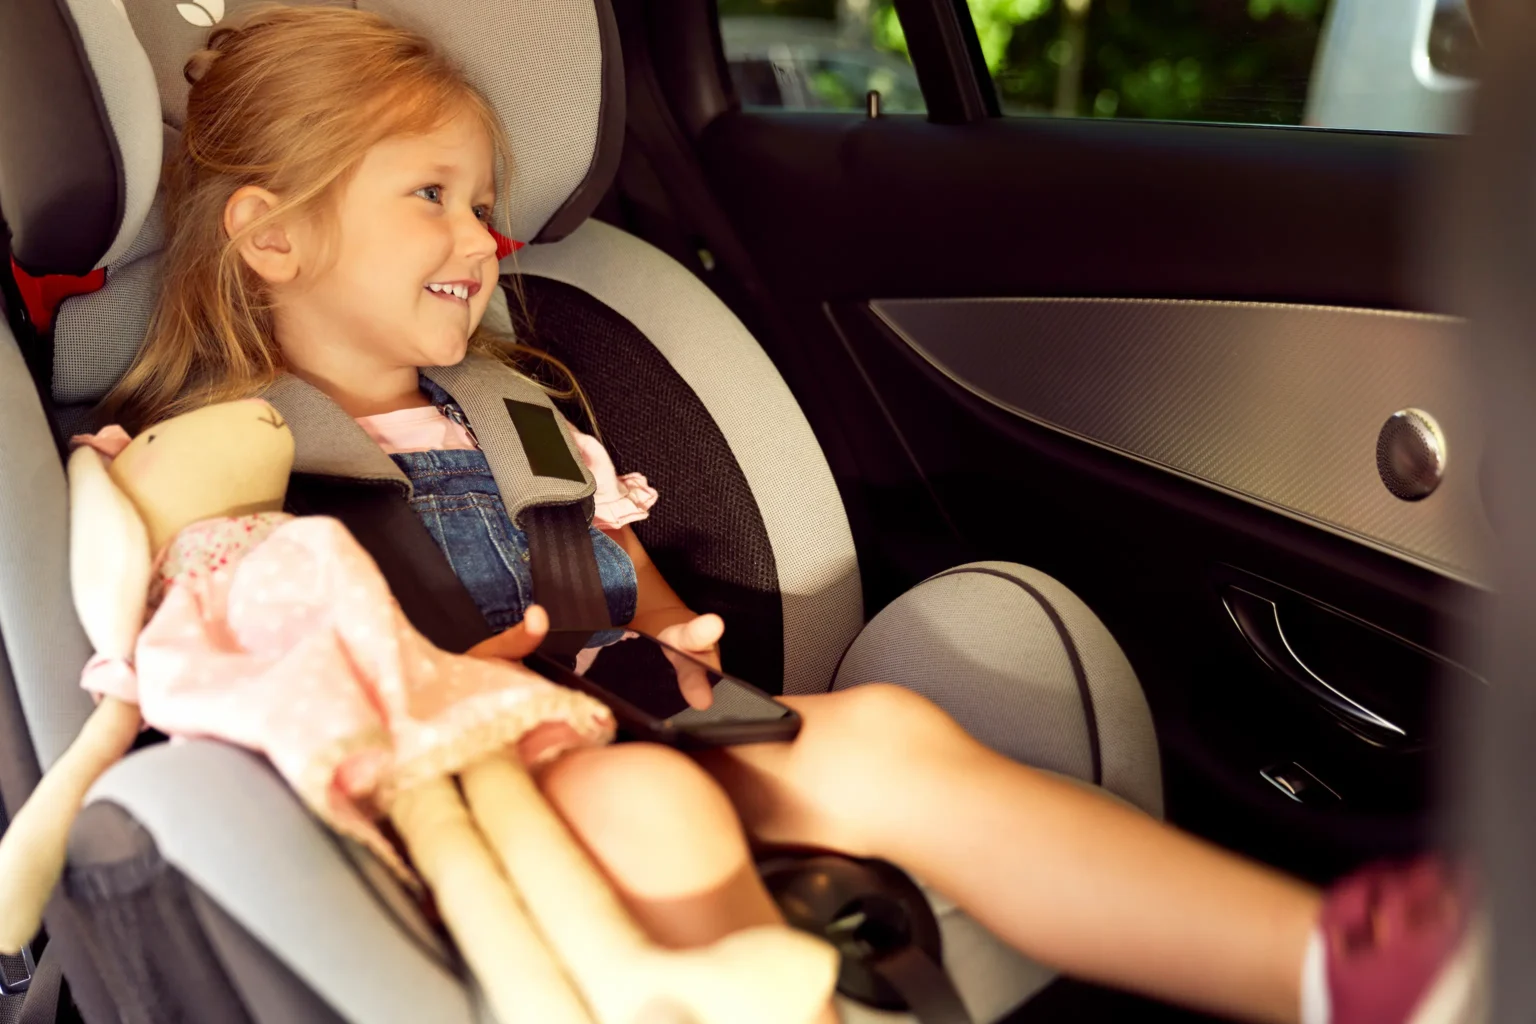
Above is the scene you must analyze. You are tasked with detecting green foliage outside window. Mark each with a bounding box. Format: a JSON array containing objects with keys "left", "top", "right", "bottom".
[{"left": 720, "top": 0, "right": 1329, "bottom": 125}]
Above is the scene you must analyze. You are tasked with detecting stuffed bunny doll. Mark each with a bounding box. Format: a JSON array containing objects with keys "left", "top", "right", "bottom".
[{"left": 0, "top": 399, "right": 835, "bottom": 1024}]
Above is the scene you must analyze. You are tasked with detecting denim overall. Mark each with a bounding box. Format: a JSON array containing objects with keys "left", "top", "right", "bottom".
[{"left": 390, "top": 376, "right": 638, "bottom": 642}]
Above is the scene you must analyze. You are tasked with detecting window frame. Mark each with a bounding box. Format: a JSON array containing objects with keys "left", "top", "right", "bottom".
[{"left": 888, "top": 0, "right": 998, "bottom": 123}]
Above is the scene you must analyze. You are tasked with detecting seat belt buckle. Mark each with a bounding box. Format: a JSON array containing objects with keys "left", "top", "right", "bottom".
[{"left": 0, "top": 943, "right": 35, "bottom": 995}]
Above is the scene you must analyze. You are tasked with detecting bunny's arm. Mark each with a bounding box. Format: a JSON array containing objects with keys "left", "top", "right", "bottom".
[
  {"left": 67, "top": 443, "right": 152, "bottom": 660},
  {"left": 0, "top": 446, "right": 152, "bottom": 954}
]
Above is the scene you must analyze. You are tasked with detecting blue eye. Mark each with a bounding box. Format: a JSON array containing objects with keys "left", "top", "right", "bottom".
[
  {"left": 473, "top": 205, "right": 492, "bottom": 224},
  {"left": 415, "top": 184, "right": 443, "bottom": 204}
]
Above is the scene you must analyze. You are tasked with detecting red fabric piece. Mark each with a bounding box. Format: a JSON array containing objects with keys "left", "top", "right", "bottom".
[
  {"left": 1323, "top": 855, "right": 1473, "bottom": 1024},
  {"left": 9, "top": 258, "right": 106, "bottom": 332},
  {"left": 489, "top": 227, "right": 525, "bottom": 261}
]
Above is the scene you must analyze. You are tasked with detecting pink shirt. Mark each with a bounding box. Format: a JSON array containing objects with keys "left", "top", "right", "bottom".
[
  {"left": 355, "top": 404, "right": 657, "bottom": 532},
  {"left": 356, "top": 404, "right": 476, "bottom": 453}
]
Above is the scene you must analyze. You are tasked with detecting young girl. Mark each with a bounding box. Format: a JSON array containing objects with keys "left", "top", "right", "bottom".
[{"left": 99, "top": 8, "right": 1468, "bottom": 1024}]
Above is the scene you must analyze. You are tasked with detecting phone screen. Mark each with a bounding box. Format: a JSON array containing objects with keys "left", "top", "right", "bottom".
[{"left": 539, "top": 630, "right": 794, "bottom": 731}]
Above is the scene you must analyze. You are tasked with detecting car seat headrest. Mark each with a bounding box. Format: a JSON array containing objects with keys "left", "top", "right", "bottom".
[{"left": 0, "top": 0, "right": 624, "bottom": 277}]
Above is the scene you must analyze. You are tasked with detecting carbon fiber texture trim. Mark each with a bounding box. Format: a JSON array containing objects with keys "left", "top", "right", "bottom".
[{"left": 872, "top": 297, "right": 1492, "bottom": 586}]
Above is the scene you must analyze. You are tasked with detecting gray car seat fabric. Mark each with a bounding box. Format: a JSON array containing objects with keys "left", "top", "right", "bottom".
[
  {"left": 512, "top": 220, "right": 865, "bottom": 697},
  {"left": 835, "top": 561, "right": 1164, "bottom": 820},
  {"left": 827, "top": 559, "right": 1165, "bottom": 1020},
  {"left": 80, "top": 0, "right": 612, "bottom": 261},
  {"left": 81, "top": 741, "right": 479, "bottom": 1024},
  {"left": 0, "top": 324, "right": 95, "bottom": 771}
]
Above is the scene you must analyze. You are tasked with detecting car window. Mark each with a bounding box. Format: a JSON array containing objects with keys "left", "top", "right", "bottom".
[
  {"left": 719, "top": 0, "right": 1478, "bottom": 134},
  {"left": 717, "top": 1, "right": 926, "bottom": 114},
  {"left": 963, "top": 0, "right": 1476, "bottom": 133}
]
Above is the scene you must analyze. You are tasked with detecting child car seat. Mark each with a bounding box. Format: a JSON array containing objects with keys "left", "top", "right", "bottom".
[{"left": 0, "top": 1, "right": 1163, "bottom": 1021}]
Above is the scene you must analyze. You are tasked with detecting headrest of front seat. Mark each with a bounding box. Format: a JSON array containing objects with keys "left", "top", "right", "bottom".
[{"left": 0, "top": 0, "right": 625, "bottom": 277}]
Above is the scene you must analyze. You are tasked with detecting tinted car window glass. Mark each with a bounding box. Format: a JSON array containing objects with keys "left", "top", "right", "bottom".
[
  {"left": 718, "top": 0, "right": 926, "bottom": 113},
  {"left": 962, "top": 0, "right": 1476, "bottom": 133}
]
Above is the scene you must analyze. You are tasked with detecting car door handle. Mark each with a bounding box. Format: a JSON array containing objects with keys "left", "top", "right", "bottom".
[{"left": 1222, "top": 586, "right": 1410, "bottom": 745}]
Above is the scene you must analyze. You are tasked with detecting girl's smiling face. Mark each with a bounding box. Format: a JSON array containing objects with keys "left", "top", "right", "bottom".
[{"left": 265, "top": 109, "right": 501, "bottom": 388}]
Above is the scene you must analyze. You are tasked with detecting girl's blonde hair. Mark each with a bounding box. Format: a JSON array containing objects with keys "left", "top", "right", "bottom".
[{"left": 102, "top": 4, "right": 592, "bottom": 434}]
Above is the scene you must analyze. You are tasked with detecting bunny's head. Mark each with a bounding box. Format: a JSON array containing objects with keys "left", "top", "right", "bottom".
[{"left": 76, "top": 399, "right": 295, "bottom": 553}]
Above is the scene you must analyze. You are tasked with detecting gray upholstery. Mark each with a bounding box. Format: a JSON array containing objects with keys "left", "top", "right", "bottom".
[
  {"left": 835, "top": 561, "right": 1164, "bottom": 819},
  {"left": 84, "top": 741, "right": 478, "bottom": 1024},
  {"left": 0, "top": 327, "right": 95, "bottom": 770},
  {"left": 831, "top": 561, "right": 1165, "bottom": 1021},
  {"left": 53, "top": 255, "right": 162, "bottom": 405},
  {"left": 97, "top": 0, "right": 604, "bottom": 246},
  {"left": 52, "top": 129, "right": 174, "bottom": 405},
  {"left": 60, "top": 0, "right": 163, "bottom": 269},
  {"left": 513, "top": 221, "right": 865, "bottom": 696}
]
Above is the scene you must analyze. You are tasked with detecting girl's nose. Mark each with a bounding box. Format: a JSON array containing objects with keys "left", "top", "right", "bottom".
[{"left": 459, "top": 213, "right": 497, "bottom": 261}]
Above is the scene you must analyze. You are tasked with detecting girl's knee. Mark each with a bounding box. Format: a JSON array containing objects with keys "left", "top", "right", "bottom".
[
  {"left": 540, "top": 741, "right": 732, "bottom": 824},
  {"left": 779, "top": 684, "right": 976, "bottom": 851},
  {"left": 539, "top": 743, "right": 750, "bottom": 881},
  {"left": 823, "top": 682, "right": 970, "bottom": 755},
  {"left": 537, "top": 742, "right": 776, "bottom": 941}
]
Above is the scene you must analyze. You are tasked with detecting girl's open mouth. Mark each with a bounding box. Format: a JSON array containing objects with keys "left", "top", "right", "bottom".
[{"left": 426, "top": 280, "right": 478, "bottom": 303}]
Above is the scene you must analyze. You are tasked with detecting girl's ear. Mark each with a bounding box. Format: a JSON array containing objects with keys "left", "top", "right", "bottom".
[{"left": 224, "top": 186, "right": 299, "bottom": 285}]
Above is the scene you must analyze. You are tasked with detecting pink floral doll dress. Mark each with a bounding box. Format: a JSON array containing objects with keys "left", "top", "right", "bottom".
[{"left": 73, "top": 427, "right": 616, "bottom": 887}]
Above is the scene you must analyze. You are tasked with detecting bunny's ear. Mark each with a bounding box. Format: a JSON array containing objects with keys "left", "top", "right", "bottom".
[
  {"left": 69, "top": 425, "right": 133, "bottom": 460},
  {"left": 67, "top": 446, "right": 151, "bottom": 660}
]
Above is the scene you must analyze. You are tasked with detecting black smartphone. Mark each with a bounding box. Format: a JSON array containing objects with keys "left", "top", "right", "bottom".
[{"left": 524, "top": 630, "right": 801, "bottom": 748}]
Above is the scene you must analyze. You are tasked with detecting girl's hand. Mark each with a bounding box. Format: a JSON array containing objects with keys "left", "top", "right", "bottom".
[
  {"left": 654, "top": 613, "right": 724, "bottom": 711},
  {"left": 465, "top": 605, "right": 584, "bottom": 765},
  {"left": 466, "top": 604, "right": 549, "bottom": 663},
  {"left": 608, "top": 524, "right": 722, "bottom": 708}
]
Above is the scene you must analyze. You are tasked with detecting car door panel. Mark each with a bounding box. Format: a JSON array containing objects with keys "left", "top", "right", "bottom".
[
  {"left": 826, "top": 297, "right": 1480, "bottom": 877},
  {"left": 870, "top": 296, "right": 1488, "bottom": 584}
]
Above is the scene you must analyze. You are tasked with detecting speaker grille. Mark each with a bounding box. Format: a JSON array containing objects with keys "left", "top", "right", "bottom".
[{"left": 1377, "top": 409, "right": 1446, "bottom": 501}]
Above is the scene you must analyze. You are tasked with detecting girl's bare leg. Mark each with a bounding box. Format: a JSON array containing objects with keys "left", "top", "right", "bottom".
[
  {"left": 537, "top": 741, "right": 840, "bottom": 1023},
  {"left": 696, "top": 683, "right": 1321, "bottom": 1024},
  {"left": 479, "top": 613, "right": 839, "bottom": 1020},
  {"left": 537, "top": 742, "right": 783, "bottom": 946}
]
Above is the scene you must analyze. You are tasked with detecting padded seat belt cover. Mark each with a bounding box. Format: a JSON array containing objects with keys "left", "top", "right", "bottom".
[{"left": 264, "top": 357, "right": 616, "bottom": 645}]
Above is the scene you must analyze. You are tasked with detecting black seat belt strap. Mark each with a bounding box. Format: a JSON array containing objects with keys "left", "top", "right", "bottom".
[
  {"left": 520, "top": 503, "right": 613, "bottom": 634},
  {"left": 871, "top": 945, "right": 972, "bottom": 1024},
  {"left": 285, "top": 475, "right": 495, "bottom": 654},
  {"left": 286, "top": 479, "right": 614, "bottom": 654},
  {"left": 15, "top": 945, "right": 62, "bottom": 1024}
]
